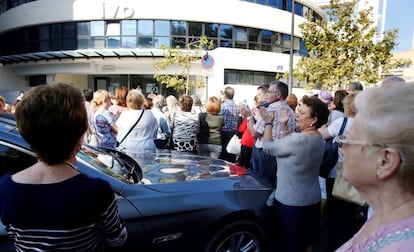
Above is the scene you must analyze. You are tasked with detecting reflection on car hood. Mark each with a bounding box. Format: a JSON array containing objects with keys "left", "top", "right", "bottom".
[{"left": 130, "top": 152, "right": 242, "bottom": 184}]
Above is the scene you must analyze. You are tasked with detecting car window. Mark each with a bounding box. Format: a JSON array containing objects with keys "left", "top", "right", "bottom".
[{"left": 0, "top": 143, "right": 36, "bottom": 177}]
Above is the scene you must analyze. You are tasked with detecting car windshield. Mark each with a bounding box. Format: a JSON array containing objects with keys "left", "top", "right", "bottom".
[{"left": 77, "top": 145, "right": 140, "bottom": 184}]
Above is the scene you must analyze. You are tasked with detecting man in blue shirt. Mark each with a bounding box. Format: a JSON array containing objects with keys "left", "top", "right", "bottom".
[{"left": 219, "top": 86, "right": 240, "bottom": 162}]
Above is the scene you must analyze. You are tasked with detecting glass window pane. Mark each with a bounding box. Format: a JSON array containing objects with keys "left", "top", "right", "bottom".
[
  {"left": 239, "top": 71, "right": 252, "bottom": 84},
  {"left": 220, "top": 24, "right": 232, "bottom": 39},
  {"left": 234, "top": 27, "right": 247, "bottom": 41},
  {"left": 224, "top": 70, "right": 237, "bottom": 84},
  {"left": 91, "top": 21, "right": 104, "bottom": 36},
  {"left": 282, "top": 34, "right": 290, "bottom": 48},
  {"left": 77, "top": 22, "right": 89, "bottom": 36},
  {"left": 122, "top": 37, "right": 136, "bottom": 48},
  {"left": 235, "top": 41, "right": 247, "bottom": 49},
  {"left": 220, "top": 40, "right": 232, "bottom": 48},
  {"left": 138, "top": 36, "right": 153, "bottom": 48},
  {"left": 205, "top": 23, "right": 218, "bottom": 37},
  {"left": 155, "top": 36, "right": 169, "bottom": 48},
  {"left": 106, "top": 22, "right": 120, "bottom": 36},
  {"left": 107, "top": 36, "right": 120, "bottom": 48},
  {"left": 138, "top": 20, "right": 153, "bottom": 36},
  {"left": 155, "top": 20, "right": 170, "bottom": 36},
  {"left": 51, "top": 24, "right": 62, "bottom": 39},
  {"left": 171, "top": 21, "right": 186, "bottom": 36},
  {"left": 77, "top": 38, "right": 89, "bottom": 49},
  {"left": 92, "top": 37, "right": 105, "bottom": 48},
  {"left": 39, "top": 25, "right": 49, "bottom": 40},
  {"left": 63, "top": 23, "right": 76, "bottom": 38},
  {"left": 248, "top": 28, "right": 259, "bottom": 42},
  {"left": 261, "top": 30, "right": 272, "bottom": 44},
  {"left": 122, "top": 20, "right": 136, "bottom": 36},
  {"left": 62, "top": 38, "right": 76, "bottom": 50},
  {"left": 172, "top": 37, "right": 186, "bottom": 48},
  {"left": 188, "top": 22, "right": 202, "bottom": 37}
]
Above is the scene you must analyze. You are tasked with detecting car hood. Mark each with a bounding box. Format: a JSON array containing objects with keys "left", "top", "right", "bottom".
[{"left": 128, "top": 151, "right": 267, "bottom": 188}]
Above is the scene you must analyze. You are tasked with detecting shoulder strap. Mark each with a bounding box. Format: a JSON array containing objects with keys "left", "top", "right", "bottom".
[
  {"left": 338, "top": 117, "right": 348, "bottom": 135},
  {"left": 118, "top": 110, "right": 145, "bottom": 145}
]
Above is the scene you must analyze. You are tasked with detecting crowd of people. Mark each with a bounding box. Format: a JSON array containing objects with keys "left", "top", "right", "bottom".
[{"left": 1, "top": 76, "right": 414, "bottom": 251}]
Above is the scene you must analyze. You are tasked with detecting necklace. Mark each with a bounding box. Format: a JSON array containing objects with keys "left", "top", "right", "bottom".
[{"left": 63, "top": 161, "right": 78, "bottom": 171}]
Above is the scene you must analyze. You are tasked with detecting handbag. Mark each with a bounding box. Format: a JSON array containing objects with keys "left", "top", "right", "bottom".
[
  {"left": 320, "top": 117, "right": 348, "bottom": 178},
  {"left": 116, "top": 110, "right": 144, "bottom": 147},
  {"left": 332, "top": 162, "right": 368, "bottom": 206},
  {"left": 226, "top": 134, "right": 241, "bottom": 155}
]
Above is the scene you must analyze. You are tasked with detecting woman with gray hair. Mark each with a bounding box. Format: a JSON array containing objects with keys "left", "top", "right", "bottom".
[
  {"left": 336, "top": 82, "right": 414, "bottom": 251},
  {"left": 151, "top": 94, "right": 171, "bottom": 149}
]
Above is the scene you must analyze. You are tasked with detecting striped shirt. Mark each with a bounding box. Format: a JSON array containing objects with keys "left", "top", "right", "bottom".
[{"left": 0, "top": 174, "right": 127, "bottom": 251}]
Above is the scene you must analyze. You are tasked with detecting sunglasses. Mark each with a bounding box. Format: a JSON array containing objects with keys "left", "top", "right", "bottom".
[{"left": 334, "top": 135, "right": 387, "bottom": 148}]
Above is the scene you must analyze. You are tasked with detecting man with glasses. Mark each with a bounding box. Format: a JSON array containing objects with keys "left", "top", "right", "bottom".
[{"left": 248, "top": 81, "right": 295, "bottom": 187}]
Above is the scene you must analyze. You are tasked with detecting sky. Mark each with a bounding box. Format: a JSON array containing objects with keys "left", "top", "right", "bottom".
[{"left": 384, "top": 1, "right": 414, "bottom": 52}]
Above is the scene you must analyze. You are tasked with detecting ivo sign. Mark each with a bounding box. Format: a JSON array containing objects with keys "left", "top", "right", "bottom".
[{"left": 102, "top": 3, "right": 135, "bottom": 19}]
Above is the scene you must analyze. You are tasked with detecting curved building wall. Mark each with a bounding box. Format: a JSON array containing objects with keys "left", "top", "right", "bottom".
[{"left": 0, "top": 0, "right": 323, "bottom": 104}]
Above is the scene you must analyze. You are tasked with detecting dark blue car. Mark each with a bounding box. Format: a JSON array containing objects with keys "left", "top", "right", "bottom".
[{"left": 0, "top": 113, "right": 276, "bottom": 251}]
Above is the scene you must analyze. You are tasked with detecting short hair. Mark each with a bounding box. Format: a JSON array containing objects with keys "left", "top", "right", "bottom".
[
  {"left": 83, "top": 89, "right": 93, "bottom": 102},
  {"left": 113, "top": 86, "right": 128, "bottom": 107},
  {"left": 15, "top": 83, "right": 88, "bottom": 164},
  {"left": 152, "top": 95, "right": 165, "bottom": 109},
  {"left": 205, "top": 96, "right": 221, "bottom": 115},
  {"left": 286, "top": 94, "right": 298, "bottom": 111},
  {"left": 166, "top": 95, "right": 178, "bottom": 108},
  {"left": 348, "top": 82, "right": 363, "bottom": 91},
  {"left": 270, "top": 81, "right": 289, "bottom": 99},
  {"left": 300, "top": 96, "right": 329, "bottom": 128},
  {"left": 178, "top": 94, "right": 193, "bottom": 112},
  {"left": 343, "top": 91, "right": 359, "bottom": 117},
  {"left": 224, "top": 86, "right": 235, "bottom": 100},
  {"left": 354, "top": 82, "right": 414, "bottom": 191},
  {"left": 126, "top": 89, "right": 145, "bottom": 109}
]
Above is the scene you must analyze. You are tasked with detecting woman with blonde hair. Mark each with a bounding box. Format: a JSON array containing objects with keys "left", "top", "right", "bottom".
[
  {"left": 92, "top": 89, "right": 118, "bottom": 148},
  {"left": 116, "top": 89, "right": 158, "bottom": 156}
]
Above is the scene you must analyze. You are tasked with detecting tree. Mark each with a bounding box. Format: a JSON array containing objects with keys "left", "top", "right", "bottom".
[
  {"left": 294, "top": 0, "right": 411, "bottom": 90},
  {"left": 153, "top": 36, "right": 214, "bottom": 94}
]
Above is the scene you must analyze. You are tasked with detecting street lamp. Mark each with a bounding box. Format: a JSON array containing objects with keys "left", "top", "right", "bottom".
[{"left": 288, "top": 0, "right": 295, "bottom": 94}]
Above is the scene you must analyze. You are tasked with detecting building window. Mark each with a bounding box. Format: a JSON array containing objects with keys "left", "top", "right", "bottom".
[
  {"left": 138, "top": 20, "right": 153, "bottom": 48},
  {"left": 224, "top": 69, "right": 277, "bottom": 85},
  {"left": 154, "top": 20, "right": 170, "bottom": 48},
  {"left": 122, "top": 20, "right": 137, "bottom": 48}
]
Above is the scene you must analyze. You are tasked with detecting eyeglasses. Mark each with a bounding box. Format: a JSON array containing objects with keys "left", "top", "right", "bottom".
[
  {"left": 334, "top": 135, "right": 387, "bottom": 148},
  {"left": 266, "top": 90, "right": 279, "bottom": 94}
]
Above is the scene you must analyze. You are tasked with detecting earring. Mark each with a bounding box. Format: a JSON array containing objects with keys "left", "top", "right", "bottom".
[
  {"left": 310, "top": 123, "right": 313, "bottom": 127},
  {"left": 376, "top": 170, "right": 382, "bottom": 178}
]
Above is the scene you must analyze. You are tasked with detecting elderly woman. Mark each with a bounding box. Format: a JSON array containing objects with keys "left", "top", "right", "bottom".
[
  {"left": 336, "top": 82, "right": 414, "bottom": 251},
  {"left": 91, "top": 89, "right": 118, "bottom": 148},
  {"left": 170, "top": 94, "right": 199, "bottom": 153},
  {"left": 260, "top": 96, "right": 329, "bottom": 252},
  {"left": 319, "top": 91, "right": 363, "bottom": 251},
  {"left": 116, "top": 89, "right": 158, "bottom": 156}
]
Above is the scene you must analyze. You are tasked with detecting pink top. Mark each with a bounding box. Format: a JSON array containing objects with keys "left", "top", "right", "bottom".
[
  {"left": 108, "top": 104, "right": 128, "bottom": 118},
  {"left": 336, "top": 215, "right": 414, "bottom": 251}
]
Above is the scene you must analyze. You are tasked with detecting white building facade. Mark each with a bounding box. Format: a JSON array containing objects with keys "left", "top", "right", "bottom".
[{"left": 0, "top": 0, "right": 323, "bottom": 104}]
